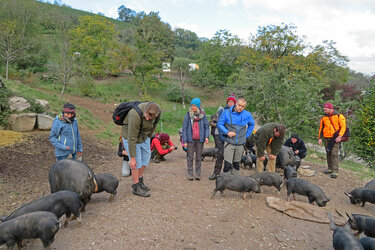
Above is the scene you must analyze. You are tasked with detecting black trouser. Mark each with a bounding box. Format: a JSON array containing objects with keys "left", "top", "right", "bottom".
[
  {"left": 223, "top": 160, "right": 240, "bottom": 172},
  {"left": 212, "top": 140, "right": 224, "bottom": 175},
  {"left": 213, "top": 134, "right": 220, "bottom": 148}
]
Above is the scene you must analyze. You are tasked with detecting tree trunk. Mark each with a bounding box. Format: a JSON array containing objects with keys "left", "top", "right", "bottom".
[{"left": 6, "top": 60, "right": 9, "bottom": 80}]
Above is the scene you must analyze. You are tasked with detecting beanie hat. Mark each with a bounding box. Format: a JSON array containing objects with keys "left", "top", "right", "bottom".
[
  {"left": 190, "top": 98, "right": 201, "bottom": 108},
  {"left": 158, "top": 133, "right": 170, "bottom": 142},
  {"left": 291, "top": 133, "right": 299, "bottom": 139},
  {"left": 62, "top": 103, "right": 76, "bottom": 114},
  {"left": 323, "top": 102, "right": 333, "bottom": 109},
  {"left": 226, "top": 94, "right": 236, "bottom": 104}
]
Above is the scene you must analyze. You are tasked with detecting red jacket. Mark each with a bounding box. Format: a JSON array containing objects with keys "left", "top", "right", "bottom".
[{"left": 151, "top": 135, "right": 174, "bottom": 155}]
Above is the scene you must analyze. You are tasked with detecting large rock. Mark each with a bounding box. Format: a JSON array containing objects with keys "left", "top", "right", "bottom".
[
  {"left": 37, "top": 114, "right": 54, "bottom": 130},
  {"left": 8, "top": 97, "right": 31, "bottom": 112},
  {"left": 8, "top": 113, "right": 37, "bottom": 132},
  {"left": 35, "top": 99, "right": 50, "bottom": 109}
]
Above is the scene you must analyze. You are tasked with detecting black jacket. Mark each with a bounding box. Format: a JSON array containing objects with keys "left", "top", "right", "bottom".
[{"left": 283, "top": 136, "right": 307, "bottom": 158}]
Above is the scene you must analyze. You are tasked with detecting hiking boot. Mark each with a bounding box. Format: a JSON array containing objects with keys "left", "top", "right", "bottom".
[
  {"left": 139, "top": 177, "right": 150, "bottom": 191},
  {"left": 323, "top": 169, "right": 333, "bottom": 174},
  {"left": 331, "top": 173, "right": 338, "bottom": 178},
  {"left": 209, "top": 174, "right": 218, "bottom": 180},
  {"left": 155, "top": 158, "right": 160, "bottom": 163},
  {"left": 132, "top": 183, "right": 150, "bottom": 197},
  {"left": 187, "top": 175, "right": 194, "bottom": 181},
  {"left": 160, "top": 156, "right": 166, "bottom": 161},
  {"left": 195, "top": 175, "right": 201, "bottom": 181}
]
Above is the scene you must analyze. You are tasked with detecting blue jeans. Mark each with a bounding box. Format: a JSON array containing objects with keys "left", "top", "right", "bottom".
[{"left": 56, "top": 153, "right": 76, "bottom": 161}]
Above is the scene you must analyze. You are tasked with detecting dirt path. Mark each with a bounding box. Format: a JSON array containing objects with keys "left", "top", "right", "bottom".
[
  {"left": 1, "top": 95, "right": 374, "bottom": 249},
  {"left": 1, "top": 131, "right": 374, "bottom": 250}
]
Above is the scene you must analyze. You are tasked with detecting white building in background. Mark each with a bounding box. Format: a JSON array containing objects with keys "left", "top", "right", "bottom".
[
  {"left": 162, "top": 62, "right": 171, "bottom": 72},
  {"left": 188, "top": 63, "right": 199, "bottom": 71}
]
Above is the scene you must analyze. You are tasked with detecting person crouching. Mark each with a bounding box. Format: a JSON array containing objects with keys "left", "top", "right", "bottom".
[{"left": 151, "top": 133, "right": 177, "bottom": 163}]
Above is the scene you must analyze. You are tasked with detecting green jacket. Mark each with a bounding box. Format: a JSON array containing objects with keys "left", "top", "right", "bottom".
[
  {"left": 121, "top": 102, "right": 160, "bottom": 157},
  {"left": 249, "top": 123, "right": 285, "bottom": 158}
]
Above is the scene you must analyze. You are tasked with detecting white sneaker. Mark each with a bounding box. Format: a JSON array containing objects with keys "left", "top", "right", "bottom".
[{"left": 121, "top": 161, "right": 130, "bottom": 177}]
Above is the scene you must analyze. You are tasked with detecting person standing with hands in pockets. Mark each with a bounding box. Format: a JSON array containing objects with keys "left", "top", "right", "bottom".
[{"left": 182, "top": 98, "right": 209, "bottom": 181}]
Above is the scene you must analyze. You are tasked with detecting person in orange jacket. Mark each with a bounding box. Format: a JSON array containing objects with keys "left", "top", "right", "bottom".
[
  {"left": 318, "top": 102, "right": 347, "bottom": 178},
  {"left": 151, "top": 133, "right": 177, "bottom": 163}
]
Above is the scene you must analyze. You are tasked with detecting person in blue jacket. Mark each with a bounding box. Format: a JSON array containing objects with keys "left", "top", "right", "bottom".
[
  {"left": 49, "top": 103, "right": 83, "bottom": 161},
  {"left": 217, "top": 97, "right": 255, "bottom": 173},
  {"left": 182, "top": 98, "right": 209, "bottom": 181}
]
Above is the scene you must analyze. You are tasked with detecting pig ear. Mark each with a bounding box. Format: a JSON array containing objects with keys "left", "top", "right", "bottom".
[
  {"left": 344, "top": 192, "right": 352, "bottom": 198},
  {"left": 346, "top": 212, "right": 354, "bottom": 221}
]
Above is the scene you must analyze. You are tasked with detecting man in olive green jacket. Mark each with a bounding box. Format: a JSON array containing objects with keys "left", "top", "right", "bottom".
[
  {"left": 121, "top": 102, "right": 161, "bottom": 197},
  {"left": 247, "top": 123, "right": 286, "bottom": 172}
]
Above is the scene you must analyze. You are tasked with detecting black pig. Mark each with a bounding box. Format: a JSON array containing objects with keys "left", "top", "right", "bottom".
[
  {"left": 94, "top": 173, "right": 119, "bottom": 202},
  {"left": 251, "top": 172, "right": 283, "bottom": 191},
  {"left": 0, "top": 190, "right": 81, "bottom": 226},
  {"left": 327, "top": 211, "right": 363, "bottom": 250},
  {"left": 365, "top": 179, "right": 375, "bottom": 189},
  {"left": 286, "top": 178, "right": 330, "bottom": 207},
  {"left": 49, "top": 159, "right": 98, "bottom": 212},
  {"left": 0, "top": 211, "right": 60, "bottom": 249},
  {"left": 284, "top": 165, "right": 298, "bottom": 180},
  {"left": 346, "top": 213, "right": 375, "bottom": 238},
  {"left": 360, "top": 237, "right": 375, "bottom": 250},
  {"left": 201, "top": 147, "right": 218, "bottom": 161},
  {"left": 345, "top": 188, "right": 375, "bottom": 207},
  {"left": 212, "top": 173, "right": 261, "bottom": 199}
]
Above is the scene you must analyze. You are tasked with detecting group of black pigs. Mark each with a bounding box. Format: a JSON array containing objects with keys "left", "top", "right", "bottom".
[
  {"left": 0, "top": 159, "right": 119, "bottom": 249},
  {"left": 212, "top": 150, "right": 375, "bottom": 249}
]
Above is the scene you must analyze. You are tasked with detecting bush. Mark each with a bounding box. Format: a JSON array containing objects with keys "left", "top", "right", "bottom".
[
  {"left": 76, "top": 78, "right": 96, "bottom": 97},
  {"left": 166, "top": 87, "right": 193, "bottom": 104},
  {"left": 0, "top": 88, "right": 12, "bottom": 127},
  {"left": 351, "top": 82, "right": 375, "bottom": 167}
]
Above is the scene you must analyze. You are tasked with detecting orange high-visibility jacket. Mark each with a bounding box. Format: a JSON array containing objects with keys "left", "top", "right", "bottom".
[{"left": 318, "top": 111, "right": 346, "bottom": 139}]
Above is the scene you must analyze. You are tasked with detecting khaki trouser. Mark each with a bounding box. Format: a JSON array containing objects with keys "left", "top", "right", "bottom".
[
  {"left": 256, "top": 145, "right": 276, "bottom": 172},
  {"left": 323, "top": 137, "right": 340, "bottom": 173}
]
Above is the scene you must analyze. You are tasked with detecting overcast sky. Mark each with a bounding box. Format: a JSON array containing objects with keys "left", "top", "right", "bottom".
[{"left": 45, "top": 0, "right": 375, "bottom": 75}]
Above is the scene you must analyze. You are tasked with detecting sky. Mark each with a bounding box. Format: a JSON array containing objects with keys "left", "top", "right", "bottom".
[{"left": 45, "top": 0, "right": 375, "bottom": 75}]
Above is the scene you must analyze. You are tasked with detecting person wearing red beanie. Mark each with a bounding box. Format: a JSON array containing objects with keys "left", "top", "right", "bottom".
[
  {"left": 208, "top": 94, "right": 237, "bottom": 180},
  {"left": 318, "top": 102, "right": 347, "bottom": 178},
  {"left": 151, "top": 133, "right": 177, "bottom": 163}
]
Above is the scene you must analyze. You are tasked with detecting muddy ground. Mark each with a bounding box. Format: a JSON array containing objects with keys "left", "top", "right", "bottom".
[{"left": 0, "top": 130, "right": 374, "bottom": 250}]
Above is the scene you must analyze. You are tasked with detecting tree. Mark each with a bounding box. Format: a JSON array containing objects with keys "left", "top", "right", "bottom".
[
  {"left": 351, "top": 82, "right": 375, "bottom": 167},
  {"left": 118, "top": 5, "right": 136, "bottom": 23},
  {"left": 126, "top": 11, "right": 175, "bottom": 96},
  {"left": 48, "top": 13, "right": 77, "bottom": 99},
  {"left": 172, "top": 57, "right": 192, "bottom": 108},
  {"left": 0, "top": 0, "right": 39, "bottom": 79},
  {"left": 69, "top": 15, "right": 120, "bottom": 77},
  {"left": 192, "top": 29, "right": 242, "bottom": 88},
  {"left": 227, "top": 24, "right": 349, "bottom": 138}
]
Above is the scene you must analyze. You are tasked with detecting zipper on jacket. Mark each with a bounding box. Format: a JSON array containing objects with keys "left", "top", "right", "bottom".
[
  {"left": 71, "top": 123, "right": 75, "bottom": 154},
  {"left": 64, "top": 138, "right": 66, "bottom": 146}
]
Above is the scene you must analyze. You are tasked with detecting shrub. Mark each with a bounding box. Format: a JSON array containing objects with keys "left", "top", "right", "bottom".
[
  {"left": 166, "top": 87, "right": 193, "bottom": 103},
  {"left": 76, "top": 78, "right": 96, "bottom": 97},
  {"left": 0, "top": 88, "right": 12, "bottom": 127}
]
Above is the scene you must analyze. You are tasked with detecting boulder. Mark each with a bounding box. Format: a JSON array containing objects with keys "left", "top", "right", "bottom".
[
  {"left": 8, "top": 113, "right": 37, "bottom": 132},
  {"left": 8, "top": 97, "right": 31, "bottom": 112},
  {"left": 35, "top": 99, "right": 50, "bottom": 109},
  {"left": 297, "top": 165, "right": 316, "bottom": 177},
  {"left": 37, "top": 114, "right": 54, "bottom": 130}
]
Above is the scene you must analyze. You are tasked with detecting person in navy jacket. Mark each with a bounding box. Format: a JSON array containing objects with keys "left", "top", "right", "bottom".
[
  {"left": 49, "top": 103, "right": 83, "bottom": 161},
  {"left": 217, "top": 97, "right": 255, "bottom": 173}
]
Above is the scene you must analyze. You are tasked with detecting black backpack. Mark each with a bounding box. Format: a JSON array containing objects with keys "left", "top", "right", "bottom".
[{"left": 112, "top": 101, "right": 143, "bottom": 125}]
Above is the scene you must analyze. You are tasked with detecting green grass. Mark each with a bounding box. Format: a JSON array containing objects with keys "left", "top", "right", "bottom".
[{"left": 306, "top": 148, "right": 374, "bottom": 180}]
